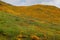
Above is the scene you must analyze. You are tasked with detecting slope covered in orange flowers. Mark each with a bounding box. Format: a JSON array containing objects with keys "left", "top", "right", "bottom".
[
  {"left": 0, "top": 1, "right": 60, "bottom": 40},
  {"left": 0, "top": 1, "right": 60, "bottom": 24}
]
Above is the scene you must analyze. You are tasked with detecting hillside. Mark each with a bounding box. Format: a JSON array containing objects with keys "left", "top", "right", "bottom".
[{"left": 0, "top": 1, "right": 60, "bottom": 40}]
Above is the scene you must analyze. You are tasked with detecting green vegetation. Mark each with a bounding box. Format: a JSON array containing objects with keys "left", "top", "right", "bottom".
[
  {"left": 0, "top": 11, "right": 60, "bottom": 40},
  {"left": 0, "top": 11, "right": 21, "bottom": 40}
]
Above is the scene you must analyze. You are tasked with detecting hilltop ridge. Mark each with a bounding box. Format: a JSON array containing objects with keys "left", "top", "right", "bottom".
[
  {"left": 0, "top": 1, "right": 60, "bottom": 13},
  {"left": 0, "top": 1, "right": 60, "bottom": 18}
]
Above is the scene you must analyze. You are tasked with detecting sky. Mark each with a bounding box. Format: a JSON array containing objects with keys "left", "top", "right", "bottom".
[{"left": 1, "top": 0, "right": 60, "bottom": 8}]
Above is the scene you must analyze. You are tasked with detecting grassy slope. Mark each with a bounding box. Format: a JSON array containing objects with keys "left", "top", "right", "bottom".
[{"left": 0, "top": 1, "right": 60, "bottom": 40}]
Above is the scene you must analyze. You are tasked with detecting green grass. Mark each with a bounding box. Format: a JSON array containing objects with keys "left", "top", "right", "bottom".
[
  {"left": 0, "top": 11, "right": 60, "bottom": 40},
  {"left": 0, "top": 11, "right": 21, "bottom": 40}
]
